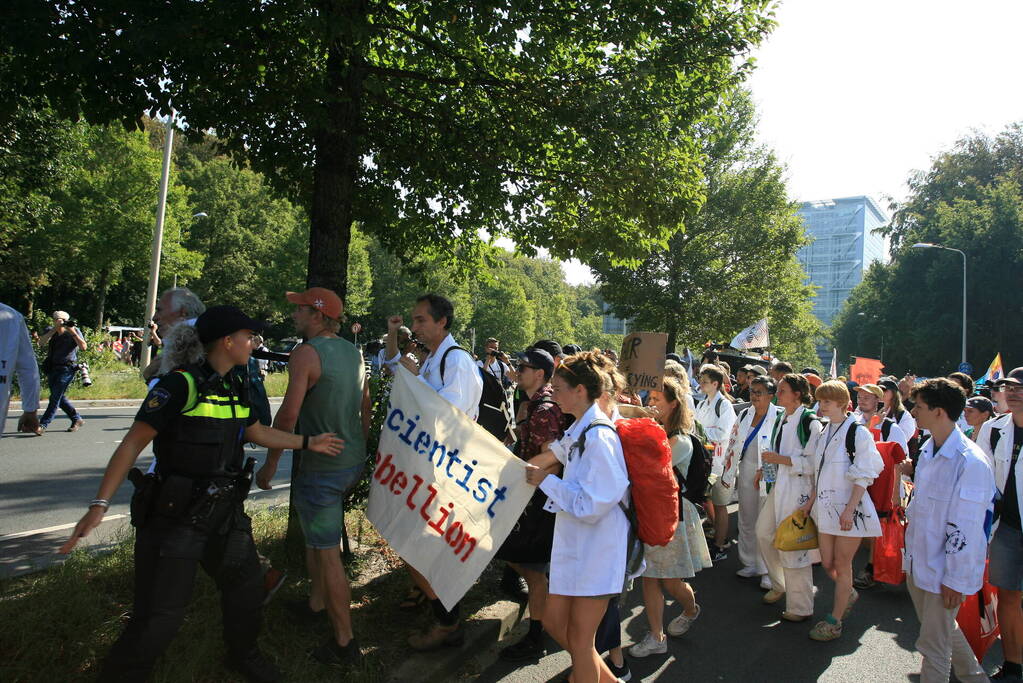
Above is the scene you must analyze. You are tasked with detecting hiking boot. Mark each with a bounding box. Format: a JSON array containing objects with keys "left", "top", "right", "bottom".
[
  {"left": 853, "top": 567, "right": 876, "bottom": 590},
  {"left": 809, "top": 619, "right": 842, "bottom": 641},
  {"left": 408, "top": 622, "right": 464, "bottom": 651},
  {"left": 68, "top": 418, "right": 84, "bottom": 432},
  {"left": 310, "top": 636, "right": 362, "bottom": 666},
  {"left": 667, "top": 604, "right": 700, "bottom": 637},
  {"left": 628, "top": 632, "right": 667, "bottom": 658},
  {"left": 762, "top": 589, "right": 785, "bottom": 604},
  {"left": 500, "top": 566, "right": 529, "bottom": 602},
  {"left": 262, "top": 568, "right": 287, "bottom": 606},
  {"left": 499, "top": 635, "right": 545, "bottom": 661},
  {"left": 226, "top": 648, "right": 281, "bottom": 683},
  {"left": 843, "top": 588, "right": 859, "bottom": 620}
]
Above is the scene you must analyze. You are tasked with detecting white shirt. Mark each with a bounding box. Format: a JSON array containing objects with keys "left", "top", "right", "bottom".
[
  {"left": 766, "top": 405, "right": 823, "bottom": 568},
  {"left": 539, "top": 402, "right": 630, "bottom": 596},
  {"left": 903, "top": 426, "right": 995, "bottom": 595},
  {"left": 391, "top": 333, "right": 482, "bottom": 419},
  {"left": 891, "top": 408, "right": 917, "bottom": 440},
  {"left": 812, "top": 417, "right": 885, "bottom": 537},
  {"left": 722, "top": 403, "right": 783, "bottom": 487},
  {"left": 694, "top": 392, "right": 736, "bottom": 445},
  {"left": 478, "top": 357, "right": 511, "bottom": 383},
  {"left": 853, "top": 411, "right": 910, "bottom": 457},
  {"left": 977, "top": 413, "right": 1022, "bottom": 525},
  {"left": 0, "top": 303, "right": 41, "bottom": 435}
]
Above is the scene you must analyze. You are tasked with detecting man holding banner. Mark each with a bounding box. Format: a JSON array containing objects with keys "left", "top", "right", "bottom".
[{"left": 382, "top": 294, "right": 486, "bottom": 651}]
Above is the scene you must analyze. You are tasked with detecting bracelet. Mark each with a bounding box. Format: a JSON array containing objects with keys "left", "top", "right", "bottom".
[
  {"left": 89, "top": 499, "right": 110, "bottom": 511},
  {"left": 302, "top": 435, "right": 309, "bottom": 450}
]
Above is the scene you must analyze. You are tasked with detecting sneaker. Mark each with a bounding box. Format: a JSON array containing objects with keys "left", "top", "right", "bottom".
[
  {"left": 759, "top": 575, "right": 773, "bottom": 591},
  {"left": 68, "top": 418, "right": 84, "bottom": 432},
  {"left": 628, "top": 632, "right": 668, "bottom": 658},
  {"left": 809, "top": 619, "right": 843, "bottom": 641},
  {"left": 286, "top": 598, "right": 326, "bottom": 624},
  {"left": 712, "top": 545, "right": 730, "bottom": 563},
  {"left": 667, "top": 604, "right": 701, "bottom": 637},
  {"left": 852, "top": 567, "right": 876, "bottom": 590},
  {"left": 500, "top": 566, "right": 529, "bottom": 602},
  {"left": 736, "top": 565, "right": 760, "bottom": 578},
  {"left": 762, "top": 589, "right": 785, "bottom": 604},
  {"left": 226, "top": 648, "right": 281, "bottom": 683},
  {"left": 408, "top": 622, "right": 464, "bottom": 651},
  {"left": 499, "top": 635, "right": 545, "bottom": 662},
  {"left": 605, "top": 656, "right": 632, "bottom": 681},
  {"left": 843, "top": 588, "right": 859, "bottom": 620},
  {"left": 262, "top": 568, "right": 287, "bottom": 606},
  {"left": 310, "top": 636, "right": 362, "bottom": 666}
]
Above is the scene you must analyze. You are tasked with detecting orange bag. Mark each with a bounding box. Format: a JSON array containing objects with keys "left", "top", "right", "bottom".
[
  {"left": 612, "top": 418, "right": 680, "bottom": 546},
  {"left": 872, "top": 509, "right": 906, "bottom": 585},
  {"left": 956, "top": 559, "right": 1000, "bottom": 662}
]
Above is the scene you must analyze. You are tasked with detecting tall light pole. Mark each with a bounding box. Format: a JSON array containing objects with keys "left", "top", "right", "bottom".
[
  {"left": 141, "top": 112, "right": 175, "bottom": 369},
  {"left": 912, "top": 242, "right": 967, "bottom": 366}
]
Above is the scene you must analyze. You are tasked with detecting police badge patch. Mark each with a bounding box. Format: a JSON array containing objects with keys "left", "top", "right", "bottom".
[{"left": 145, "top": 387, "right": 172, "bottom": 412}]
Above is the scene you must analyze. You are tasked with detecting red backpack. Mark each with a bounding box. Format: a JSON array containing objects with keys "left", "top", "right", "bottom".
[{"left": 577, "top": 417, "right": 680, "bottom": 546}]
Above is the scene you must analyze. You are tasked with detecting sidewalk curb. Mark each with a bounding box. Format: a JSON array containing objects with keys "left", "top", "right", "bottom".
[
  {"left": 9, "top": 398, "right": 284, "bottom": 410},
  {"left": 387, "top": 599, "right": 525, "bottom": 683}
]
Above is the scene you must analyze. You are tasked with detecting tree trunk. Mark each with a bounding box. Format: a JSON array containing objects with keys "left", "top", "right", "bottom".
[
  {"left": 666, "top": 322, "right": 678, "bottom": 355},
  {"left": 94, "top": 268, "right": 110, "bottom": 331},
  {"left": 288, "top": 0, "right": 368, "bottom": 553}
]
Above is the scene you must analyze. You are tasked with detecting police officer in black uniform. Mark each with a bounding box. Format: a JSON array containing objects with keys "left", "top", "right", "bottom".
[{"left": 61, "top": 306, "right": 344, "bottom": 682}]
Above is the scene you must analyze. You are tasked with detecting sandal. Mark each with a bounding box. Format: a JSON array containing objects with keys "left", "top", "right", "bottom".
[{"left": 399, "top": 585, "right": 428, "bottom": 610}]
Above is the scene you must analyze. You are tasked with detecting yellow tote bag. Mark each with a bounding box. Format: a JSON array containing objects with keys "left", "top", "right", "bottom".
[{"left": 773, "top": 509, "right": 819, "bottom": 551}]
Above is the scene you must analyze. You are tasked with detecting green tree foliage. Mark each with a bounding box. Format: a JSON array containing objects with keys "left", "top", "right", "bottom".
[
  {"left": 590, "top": 90, "right": 821, "bottom": 368},
  {"left": 5, "top": 0, "right": 776, "bottom": 300},
  {"left": 833, "top": 124, "right": 1023, "bottom": 376}
]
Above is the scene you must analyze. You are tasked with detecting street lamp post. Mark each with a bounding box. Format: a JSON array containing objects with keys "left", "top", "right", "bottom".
[
  {"left": 911, "top": 242, "right": 967, "bottom": 366},
  {"left": 141, "top": 111, "right": 175, "bottom": 370}
]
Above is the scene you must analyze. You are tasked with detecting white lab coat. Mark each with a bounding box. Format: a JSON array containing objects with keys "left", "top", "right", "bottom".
[
  {"left": 0, "top": 303, "right": 41, "bottom": 435},
  {"left": 891, "top": 408, "right": 917, "bottom": 440},
  {"left": 765, "top": 405, "right": 822, "bottom": 568},
  {"left": 903, "top": 427, "right": 994, "bottom": 595},
  {"left": 540, "top": 402, "right": 631, "bottom": 596},
  {"left": 977, "top": 413, "right": 1022, "bottom": 527},
  {"left": 389, "top": 333, "right": 482, "bottom": 419},
  {"left": 812, "top": 416, "right": 884, "bottom": 537},
  {"left": 722, "top": 403, "right": 783, "bottom": 488},
  {"left": 695, "top": 392, "right": 736, "bottom": 445}
]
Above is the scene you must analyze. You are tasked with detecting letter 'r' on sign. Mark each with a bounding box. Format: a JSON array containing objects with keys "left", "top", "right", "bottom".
[{"left": 623, "top": 336, "right": 642, "bottom": 361}]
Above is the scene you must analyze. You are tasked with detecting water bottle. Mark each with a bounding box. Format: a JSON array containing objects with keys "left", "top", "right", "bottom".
[{"left": 760, "top": 432, "right": 777, "bottom": 484}]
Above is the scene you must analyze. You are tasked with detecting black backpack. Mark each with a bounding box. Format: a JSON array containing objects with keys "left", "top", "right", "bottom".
[
  {"left": 669, "top": 430, "right": 710, "bottom": 510},
  {"left": 440, "top": 346, "right": 513, "bottom": 441}
]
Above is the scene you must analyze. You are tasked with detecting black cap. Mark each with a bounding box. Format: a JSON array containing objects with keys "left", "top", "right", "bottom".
[
  {"left": 878, "top": 378, "right": 899, "bottom": 395},
  {"left": 666, "top": 353, "right": 683, "bottom": 364},
  {"left": 195, "top": 305, "right": 265, "bottom": 344},
  {"left": 518, "top": 349, "right": 555, "bottom": 377},
  {"left": 801, "top": 367, "right": 820, "bottom": 377},
  {"left": 995, "top": 367, "right": 1023, "bottom": 387},
  {"left": 966, "top": 396, "right": 995, "bottom": 414},
  {"left": 562, "top": 343, "right": 582, "bottom": 356},
  {"left": 532, "top": 339, "right": 564, "bottom": 359}
]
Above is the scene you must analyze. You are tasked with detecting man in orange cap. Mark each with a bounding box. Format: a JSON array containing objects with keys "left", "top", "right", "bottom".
[{"left": 258, "top": 287, "right": 370, "bottom": 666}]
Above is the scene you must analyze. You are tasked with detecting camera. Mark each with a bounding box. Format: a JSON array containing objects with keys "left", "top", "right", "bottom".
[
  {"left": 78, "top": 360, "right": 93, "bottom": 387},
  {"left": 488, "top": 350, "right": 498, "bottom": 357},
  {"left": 65, "top": 319, "right": 78, "bottom": 328}
]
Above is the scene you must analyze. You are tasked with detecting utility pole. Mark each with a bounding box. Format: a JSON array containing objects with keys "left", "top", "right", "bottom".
[{"left": 141, "top": 112, "right": 175, "bottom": 369}]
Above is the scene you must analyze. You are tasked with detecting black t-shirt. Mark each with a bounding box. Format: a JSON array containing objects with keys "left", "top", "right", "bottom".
[
  {"left": 46, "top": 329, "right": 79, "bottom": 366},
  {"left": 1000, "top": 425, "right": 1023, "bottom": 530},
  {"left": 135, "top": 371, "right": 258, "bottom": 434}
]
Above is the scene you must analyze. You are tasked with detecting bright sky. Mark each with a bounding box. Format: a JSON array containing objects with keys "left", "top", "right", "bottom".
[{"left": 555, "top": 0, "right": 1023, "bottom": 285}]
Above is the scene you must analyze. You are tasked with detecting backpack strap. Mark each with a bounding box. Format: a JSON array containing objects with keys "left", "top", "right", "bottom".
[
  {"left": 881, "top": 417, "right": 895, "bottom": 441},
  {"left": 739, "top": 407, "right": 751, "bottom": 423},
  {"left": 438, "top": 344, "right": 471, "bottom": 380},
  {"left": 573, "top": 418, "right": 616, "bottom": 461},
  {"left": 991, "top": 424, "right": 1003, "bottom": 452},
  {"left": 844, "top": 417, "right": 862, "bottom": 463},
  {"left": 714, "top": 396, "right": 722, "bottom": 418},
  {"left": 797, "top": 409, "right": 820, "bottom": 448}
]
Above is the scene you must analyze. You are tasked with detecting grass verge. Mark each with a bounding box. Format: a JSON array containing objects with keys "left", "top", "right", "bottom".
[
  {"left": 20, "top": 369, "right": 290, "bottom": 402},
  {"left": 0, "top": 503, "right": 504, "bottom": 682}
]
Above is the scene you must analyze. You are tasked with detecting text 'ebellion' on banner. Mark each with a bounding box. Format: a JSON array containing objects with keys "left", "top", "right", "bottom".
[
  {"left": 367, "top": 366, "right": 533, "bottom": 610},
  {"left": 619, "top": 332, "right": 668, "bottom": 394}
]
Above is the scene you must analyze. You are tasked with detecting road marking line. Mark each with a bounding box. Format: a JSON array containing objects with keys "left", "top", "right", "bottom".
[
  {"left": 0, "top": 515, "right": 128, "bottom": 541},
  {"left": 1, "top": 484, "right": 290, "bottom": 541}
]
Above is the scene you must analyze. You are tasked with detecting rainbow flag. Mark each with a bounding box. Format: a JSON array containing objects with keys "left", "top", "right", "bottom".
[{"left": 977, "top": 353, "right": 1004, "bottom": 385}]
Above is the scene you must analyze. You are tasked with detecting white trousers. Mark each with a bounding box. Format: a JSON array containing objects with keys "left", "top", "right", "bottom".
[
  {"left": 737, "top": 453, "right": 767, "bottom": 575},
  {"left": 906, "top": 576, "right": 987, "bottom": 683},
  {"left": 756, "top": 489, "right": 814, "bottom": 616}
]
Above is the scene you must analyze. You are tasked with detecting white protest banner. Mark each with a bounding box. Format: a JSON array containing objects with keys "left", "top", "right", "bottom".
[
  {"left": 367, "top": 366, "right": 533, "bottom": 609},
  {"left": 619, "top": 332, "right": 668, "bottom": 393}
]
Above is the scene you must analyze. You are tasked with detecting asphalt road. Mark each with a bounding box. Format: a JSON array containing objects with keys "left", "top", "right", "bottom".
[{"left": 0, "top": 403, "right": 292, "bottom": 578}]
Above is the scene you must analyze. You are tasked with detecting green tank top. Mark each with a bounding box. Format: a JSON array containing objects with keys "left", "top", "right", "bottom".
[{"left": 295, "top": 336, "right": 366, "bottom": 472}]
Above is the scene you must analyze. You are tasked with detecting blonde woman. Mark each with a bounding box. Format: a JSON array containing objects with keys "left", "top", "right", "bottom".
[{"left": 629, "top": 376, "right": 711, "bottom": 658}]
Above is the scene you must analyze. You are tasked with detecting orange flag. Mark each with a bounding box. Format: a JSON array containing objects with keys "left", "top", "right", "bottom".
[{"left": 851, "top": 356, "right": 885, "bottom": 385}]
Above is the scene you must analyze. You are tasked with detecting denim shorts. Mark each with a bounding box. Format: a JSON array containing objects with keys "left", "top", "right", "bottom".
[
  {"left": 989, "top": 523, "right": 1023, "bottom": 591},
  {"left": 292, "top": 464, "right": 365, "bottom": 550}
]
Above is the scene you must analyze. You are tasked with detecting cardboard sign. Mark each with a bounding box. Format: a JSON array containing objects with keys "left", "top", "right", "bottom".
[
  {"left": 618, "top": 332, "right": 667, "bottom": 393},
  {"left": 850, "top": 356, "right": 885, "bottom": 386},
  {"left": 367, "top": 366, "right": 533, "bottom": 610}
]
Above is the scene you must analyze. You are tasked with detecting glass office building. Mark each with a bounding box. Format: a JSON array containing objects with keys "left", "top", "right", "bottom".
[{"left": 797, "top": 196, "right": 888, "bottom": 367}]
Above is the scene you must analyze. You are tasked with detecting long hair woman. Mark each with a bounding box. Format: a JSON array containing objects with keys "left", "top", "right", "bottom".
[
  {"left": 629, "top": 376, "right": 711, "bottom": 658},
  {"left": 524, "top": 352, "right": 631, "bottom": 682}
]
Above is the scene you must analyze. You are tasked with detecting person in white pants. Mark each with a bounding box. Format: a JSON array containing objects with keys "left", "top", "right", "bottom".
[
  {"left": 723, "top": 375, "right": 782, "bottom": 586},
  {"left": 755, "top": 373, "right": 822, "bottom": 621}
]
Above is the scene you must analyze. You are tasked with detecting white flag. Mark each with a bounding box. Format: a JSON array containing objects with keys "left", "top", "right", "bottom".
[
  {"left": 730, "top": 318, "right": 769, "bottom": 349},
  {"left": 829, "top": 348, "right": 838, "bottom": 379}
]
